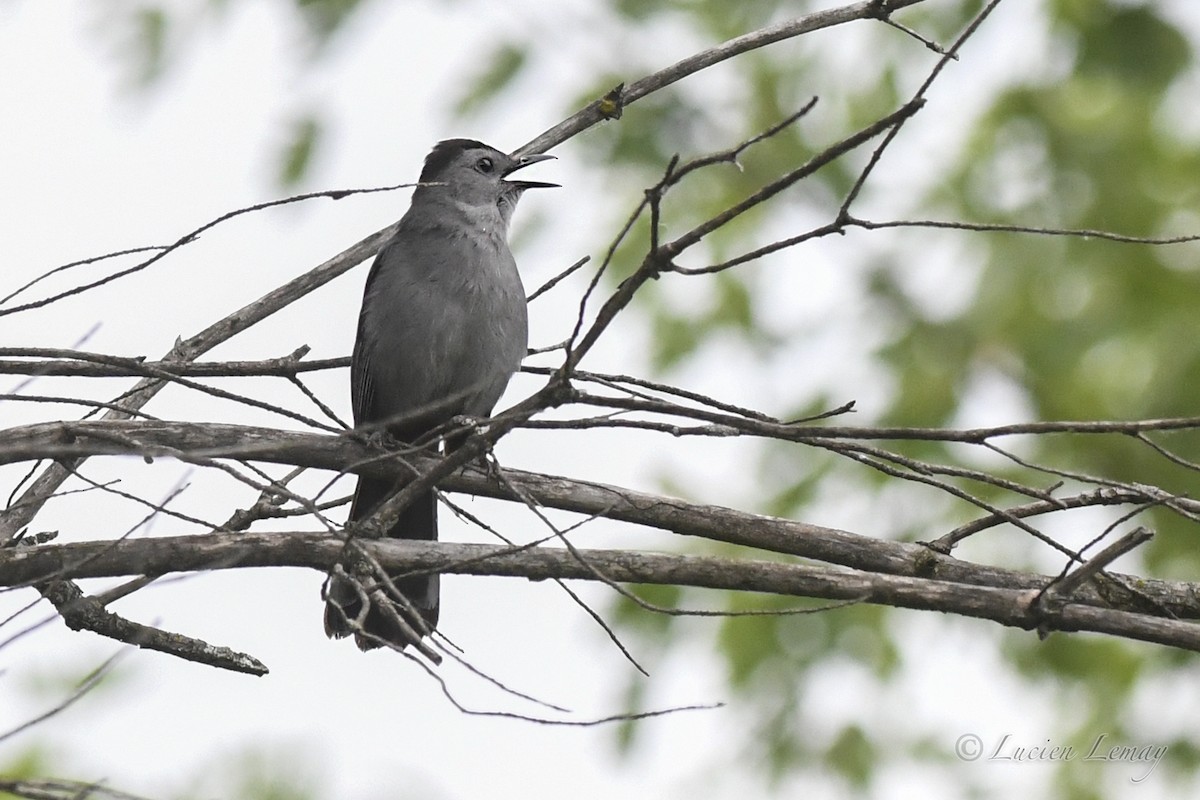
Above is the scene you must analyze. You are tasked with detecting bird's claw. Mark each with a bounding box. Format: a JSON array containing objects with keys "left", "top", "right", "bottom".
[
  {"left": 362, "top": 429, "right": 405, "bottom": 450},
  {"left": 449, "top": 414, "right": 486, "bottom": 434}
]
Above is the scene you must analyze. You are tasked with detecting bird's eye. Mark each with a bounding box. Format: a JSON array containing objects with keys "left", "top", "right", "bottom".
[{"left": 476, "top": 157, "right": 494, "bottom": 173}]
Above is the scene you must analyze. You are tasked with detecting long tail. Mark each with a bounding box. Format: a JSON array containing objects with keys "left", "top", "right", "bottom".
[{"left": 324, "top": 477, "right": 440, "bottom": 650}]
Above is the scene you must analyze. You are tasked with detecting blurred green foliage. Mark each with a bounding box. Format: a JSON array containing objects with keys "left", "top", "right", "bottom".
[
  {"left": 69, "top": 0, "right": 1200, "bottom": 796},
  {"left": 444, "top": 0, "right": 1200, "bottom": 795},
  {"left": 278, "top": 115, "right": 323, "bottom": 188}
]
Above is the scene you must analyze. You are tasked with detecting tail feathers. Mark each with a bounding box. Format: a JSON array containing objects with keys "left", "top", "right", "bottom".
[{"left": 324, "top": 477, "right": 440, "bottom": 651}]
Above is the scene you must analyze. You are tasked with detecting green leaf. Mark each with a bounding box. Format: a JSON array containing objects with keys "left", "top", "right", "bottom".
[
  {"left": 278, "top": 116, "right": 321, "bottom": 187},
  {"left": 133, "top": 7, "right": 168, "bottom": 85},
  {"left": 1054, "top": 2, "right": 1191, "bottom": 89},
  {"left": 293, "top": 0, "right": 365, "bottom": 42},
  {"left": 826, "top": 725, "right": 875, "bottom": 788}
]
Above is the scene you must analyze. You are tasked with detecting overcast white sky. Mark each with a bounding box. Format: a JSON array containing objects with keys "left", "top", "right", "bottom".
[{"left": 3, "top": 2, "right": 1198, "bottom": 799}]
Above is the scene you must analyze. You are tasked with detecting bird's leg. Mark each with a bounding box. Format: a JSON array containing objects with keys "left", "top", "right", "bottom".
[
  {"left": 448, "top": 414, "right": 489, "bottom": 439},
  {"left": 438, "top": 417, "right": 505, "bottom": 487},
  {"left": 480, "top": 445, "right": 506, "bottom": 484},
  {"left": 446, "top": 415, "right": 500, "bottom": 470},
  {"left": 366, "top": 428, "right": 403, "bottom": 450}
]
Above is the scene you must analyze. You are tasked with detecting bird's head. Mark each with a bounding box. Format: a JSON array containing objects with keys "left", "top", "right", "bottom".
[{"left": 417, "top": 139, "right": 557, "bottom": 218}]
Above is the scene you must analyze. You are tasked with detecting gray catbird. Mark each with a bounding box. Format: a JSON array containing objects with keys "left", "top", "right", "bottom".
[{"left": 325, "top": 139, "right": 555, "bottom": 650}]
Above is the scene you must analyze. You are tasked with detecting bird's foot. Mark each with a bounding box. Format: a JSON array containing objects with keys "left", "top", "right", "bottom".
[
  {"left": 481, "top": 448, "right": 506, "bottom": 482},
  {"left": 362, "top": 429, "right": 412, "bottom": 452},
  {"left": 446, "top": 415, "right": 501, "bottom": 471},
  {"left": 449, "top": 414, "right": 488, "bottom": 437}
]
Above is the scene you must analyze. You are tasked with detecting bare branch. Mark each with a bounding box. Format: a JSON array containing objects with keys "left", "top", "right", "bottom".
[
  {"left": 1044, "top": 527, "right": 1155, "bottom": 602},
  {"left": 4, "top": 533, "right": 1200, "bottom": 653},
  {"left": 0, "top": 779, "right": 155, "bottom": 800},
  {"left": 0, "top": 347, "right": 346, "bottom": 379},
  {"left": 0, "top": 652, "right": 124, "bottom": 745},
  {"left": 36, "top": 571, "right": 267, "bottom": 675},
  {"left": 852, "top": 215, "right": 1200, "bottom": 246},
  {"left": 514, "top": 0, "right": 927, "bottom": 157},
  {"left": 0, "top": 184, "right": 413, "bottom": 318},
  {"left": 4, "top": 420, "right": 1200, "bottom": 624}
]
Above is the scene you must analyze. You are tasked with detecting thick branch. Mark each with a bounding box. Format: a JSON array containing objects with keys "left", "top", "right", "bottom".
[
  {"left": 3, "top": 532, "right": 1198, "bottom": 652},
  {"left": 4, "top": 419, "right": 1200, "bottom": 621},
  {"left": 37, "top": 578, "right": 267, "bottom": 676}
]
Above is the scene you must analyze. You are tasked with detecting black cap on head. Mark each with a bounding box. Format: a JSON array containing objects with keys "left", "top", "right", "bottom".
[{"left": 419, "top": 138, "right": 493, "bottom": 182}]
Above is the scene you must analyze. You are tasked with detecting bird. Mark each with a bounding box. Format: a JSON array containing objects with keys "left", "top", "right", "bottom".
[{"left": 324, "top": 138, "right": 556, "bottom": 651}]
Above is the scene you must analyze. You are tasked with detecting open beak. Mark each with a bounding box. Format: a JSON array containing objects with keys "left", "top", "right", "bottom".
[
  {"left": 504, "top": 153, "right": 559, "bottom": 189},
  {"left": 504, "top": 179, "right": 559, "bottom": 190}
]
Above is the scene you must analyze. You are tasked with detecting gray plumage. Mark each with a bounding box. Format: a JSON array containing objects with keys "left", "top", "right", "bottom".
[{"left": 325, "top": 139, "right": 555, "bottom": 651}]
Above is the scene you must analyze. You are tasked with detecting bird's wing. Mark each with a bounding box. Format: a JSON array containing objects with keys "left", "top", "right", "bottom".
[
  {"left": 350, "top": 249, "right": 387, "bottom": 427},
  {"left": 350, "top": 320, "right": 374, "bottom": 426}
]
